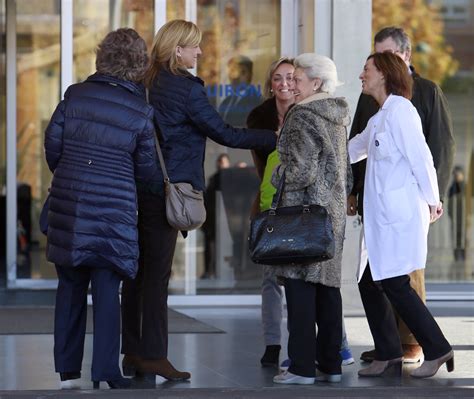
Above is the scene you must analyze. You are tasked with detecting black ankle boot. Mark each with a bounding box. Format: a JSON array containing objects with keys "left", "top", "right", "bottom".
[
  {"left": 260, "top": 345, "right": 281, "bottom": 367},
  {"left": 60, "top": 372, "right": 81, "bottom": 381}
]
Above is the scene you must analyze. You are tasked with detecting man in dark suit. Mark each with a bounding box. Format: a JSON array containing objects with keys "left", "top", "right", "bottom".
[
  {"left": 218, "top": 55, "right": 263, "bottom": 127},
  {"left": 348, "top": 26, "right": 455, "bottom": 364}
]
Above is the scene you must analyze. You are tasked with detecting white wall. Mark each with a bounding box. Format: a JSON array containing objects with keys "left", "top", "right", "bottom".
[{"left": 314, "top": 0, "right": 372, "bottom": 314}]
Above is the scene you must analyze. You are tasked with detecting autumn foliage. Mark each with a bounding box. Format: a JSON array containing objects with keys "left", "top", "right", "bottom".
[{"left": 373, "top": 0, "right": 458, "bottom": 84}]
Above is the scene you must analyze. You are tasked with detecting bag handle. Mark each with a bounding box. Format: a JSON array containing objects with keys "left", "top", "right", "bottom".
[
  {"left": 270, "top": 167, "right": 311, "bottom": 212},
  {"left": 270, "top": 167, "right": 286, "bottom": 211}
]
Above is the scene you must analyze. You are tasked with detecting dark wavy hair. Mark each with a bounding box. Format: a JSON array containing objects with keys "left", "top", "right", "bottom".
[
  {"left": 96, "top": 28, "right": 148, "bottom": 83},
  {"left": 368, "top": 52, "right": 412, "bottom": 100}
]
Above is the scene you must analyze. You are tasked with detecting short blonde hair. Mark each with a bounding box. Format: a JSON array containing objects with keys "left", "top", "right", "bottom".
[
  {"left": 145, "top": 19, "right": 202, "bottom": 87},
  {"left": 294, "top": 53, "right": 342, "bottom": 95},
  {"left": 263, "top": 57, "right": 294, "bottom": 98}
]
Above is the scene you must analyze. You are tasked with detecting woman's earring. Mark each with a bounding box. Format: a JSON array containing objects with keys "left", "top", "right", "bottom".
[{"left": 270, "top": 89, "right": 273, "bottom": 93}]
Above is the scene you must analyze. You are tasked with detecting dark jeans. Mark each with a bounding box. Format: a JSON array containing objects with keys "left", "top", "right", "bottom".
[
  {"left": 121, "top": 191, "right": 178, "bottom": 359},
  {"left": 284, "top": 278, "right": 342, "bottom": 377},
  {"left": 359, "top": 267, "right": 452, "bottom": 361},
  {"left": 54, "top": 265, "right": 122, "bottom": 381}
]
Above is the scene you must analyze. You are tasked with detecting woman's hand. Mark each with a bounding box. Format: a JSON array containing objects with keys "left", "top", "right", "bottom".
[
  {"left": 347, "top": 194, "right": 357, "bottom": 216},
  {"left": 429, "top": 202, "right": 443, "bottom": 223}
]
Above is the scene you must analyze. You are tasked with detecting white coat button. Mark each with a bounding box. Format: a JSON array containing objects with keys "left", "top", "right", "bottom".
[{"left": 88, "top": 160, "right": 92, "bottom": 165}]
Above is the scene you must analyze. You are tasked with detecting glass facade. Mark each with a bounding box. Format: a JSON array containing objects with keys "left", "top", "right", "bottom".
[
  {"left": 1, "top": 0, "right": 472, "bottom": 291},
  {"left": 428, "top": 0, "right": 474, "bottom": 281},
  {"left": 0, "top": 0, "right": 5, "bottom": 277},
  {"left": 73, "top": 0, "right": 156, "bottom": 84},
  {"left": 15, "top": 0, "right": 60, "bottom": 279}
]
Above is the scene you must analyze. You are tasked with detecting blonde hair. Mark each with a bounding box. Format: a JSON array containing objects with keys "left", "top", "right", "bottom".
[
  {"left": 145, "top": 19, "right": 202, "bottom": 87},
  {"left": 263, "top": 57, "right": 294, "bottom": 98}
]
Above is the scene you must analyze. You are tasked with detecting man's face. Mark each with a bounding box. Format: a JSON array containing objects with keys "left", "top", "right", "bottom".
[
  {"left": 228, "top": 61, "right": 251, "bottom": 85},
  {"left": 374, "top": 37, "right": 411, "bottom": 67}
]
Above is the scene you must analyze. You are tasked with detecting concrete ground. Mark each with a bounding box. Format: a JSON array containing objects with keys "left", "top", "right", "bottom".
[{"left": 0, "top": 302, "right": 472, "bottom": 398}]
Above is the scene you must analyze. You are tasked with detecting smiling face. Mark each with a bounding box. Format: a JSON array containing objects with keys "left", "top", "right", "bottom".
[
  {"left": 293, "top": 67, "right": 321, "bottom": 103},
  {"left": 177, "top": 45, "right": 202, "bottom": 69},
  {"left": 271, "top": 62, "right": 295, "bottom": 102},
  {"left": 359, "top": 58, "right": 385, "bottom": 98}
]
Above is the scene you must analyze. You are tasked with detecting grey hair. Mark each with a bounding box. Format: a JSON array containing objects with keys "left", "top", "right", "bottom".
[
  {"left": 294, "top": 53, "right": 342, "bottom": 94},
  {"left": 374, "top": 26, "right": 411, "bottom": 53}
]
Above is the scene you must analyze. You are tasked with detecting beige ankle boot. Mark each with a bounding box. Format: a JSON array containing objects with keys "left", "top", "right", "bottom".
[
  {"left": 358, "top": 357, "right": 403, "bottom": 377},
  {"left": 410, "top": 350, "right": 454, "bottom": 379}
]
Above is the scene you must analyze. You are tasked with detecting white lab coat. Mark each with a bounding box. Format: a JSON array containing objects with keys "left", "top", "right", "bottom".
[{"left": 349, "top": 94, "right": 439, "bottom": 282}]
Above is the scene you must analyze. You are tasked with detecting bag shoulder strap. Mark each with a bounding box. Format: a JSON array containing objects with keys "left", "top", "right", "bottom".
[
  {"left": 147, "top": 88, "right": 170, "bottom": 183},
  {"left": 153, "top": 133, "right": 170, "bottom": 183}
]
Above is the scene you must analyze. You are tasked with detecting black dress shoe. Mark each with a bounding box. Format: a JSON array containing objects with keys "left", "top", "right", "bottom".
[
  {"left": 260, "top": 345, "right": 281, "bottom": 367},
  {"left": 360, "top": 348, "right": 376, "bottom": 362},
  {"left": 93, "top": 377, "right": 132, "bottom": 389},
  {"left": 60, "top": 372, "right": 81, "bottom": 381}
]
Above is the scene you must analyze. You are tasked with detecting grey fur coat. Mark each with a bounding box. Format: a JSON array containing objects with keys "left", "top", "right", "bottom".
[{"left": 268, "top": 92, "right": 352, "bottom": 288}]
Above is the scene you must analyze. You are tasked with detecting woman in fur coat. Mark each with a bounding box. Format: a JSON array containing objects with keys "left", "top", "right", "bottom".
[{"left": 271, "top": 53, "right": 352, "bottom": 385}]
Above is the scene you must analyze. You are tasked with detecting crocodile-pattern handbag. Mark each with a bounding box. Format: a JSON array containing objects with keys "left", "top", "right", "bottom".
[{"left": 249, "top": 169, "right": 335, "bottom": 265}]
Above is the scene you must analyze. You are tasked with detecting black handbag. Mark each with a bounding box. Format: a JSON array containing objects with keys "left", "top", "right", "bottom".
[{"left": 248, "top": 169, "right": 335, "bottom": 265}]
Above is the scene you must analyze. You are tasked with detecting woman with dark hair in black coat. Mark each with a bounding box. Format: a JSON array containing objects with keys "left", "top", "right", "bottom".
[{"left": 44, "top": 28, "right": 159, "bottom": 390}]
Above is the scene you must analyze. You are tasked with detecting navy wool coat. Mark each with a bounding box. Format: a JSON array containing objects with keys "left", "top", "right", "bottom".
[
  {"left": 146, "top": 68, "right": 277, "bottom": 195},
  {"left": 44, "top": 73, "right": 159, "bottom": 279}
]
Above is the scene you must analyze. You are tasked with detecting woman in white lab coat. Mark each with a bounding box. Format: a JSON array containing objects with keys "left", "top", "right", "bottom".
[{"left": 348, "top": 52, "right": 453, "bottom": 379}]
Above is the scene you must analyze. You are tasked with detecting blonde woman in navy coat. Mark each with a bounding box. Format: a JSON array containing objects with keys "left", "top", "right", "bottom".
[{"left": 120, "top": 20, "right": 276, "bottom": 381}]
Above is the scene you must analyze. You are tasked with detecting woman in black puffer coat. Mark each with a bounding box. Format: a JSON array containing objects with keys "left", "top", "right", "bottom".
[{"left": 44, "top": 28, "right": 159, "bottom": 389}]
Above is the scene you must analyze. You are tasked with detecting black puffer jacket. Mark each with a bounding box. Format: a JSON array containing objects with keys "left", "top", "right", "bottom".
[{"left": 44, "top": 73, "right": 159, "bottom": 278}]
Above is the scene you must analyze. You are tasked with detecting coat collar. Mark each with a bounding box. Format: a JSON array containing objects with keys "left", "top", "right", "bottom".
[
  {"left": 381, "top": 93, "right": 396, "bottom": 110},
  {"left": 86, "top": 73, "right": 146, "bottom": 98},
  {"left": 295, "top": 91, "right": 332, "bottom": 106},
  {"left": 160, "top": 68, "right": 205, "bottom": 86}
]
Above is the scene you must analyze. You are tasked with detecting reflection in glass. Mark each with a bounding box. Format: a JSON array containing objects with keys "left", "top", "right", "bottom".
[
  {"left": 0, "top": 0, "right": 5, "bottom": 275},
  {"left": 167, "top": 0, "right": 185, "bottom": 21},
  {"left": 172, "top": 0, "right": 281, "bottom": 293},
  {"left": 16, "top": 0, "right": 60, "bottom": 278},
  {"left": 73, "top": 0, "right": 155, "bottom": 83}
]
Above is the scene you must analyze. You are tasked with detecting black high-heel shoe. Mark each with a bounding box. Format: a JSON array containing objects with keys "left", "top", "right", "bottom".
[{"left": 93, "top": 377, "right": 132, "bottom": 389}]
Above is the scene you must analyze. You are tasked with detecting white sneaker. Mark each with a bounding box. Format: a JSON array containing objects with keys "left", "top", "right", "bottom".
[
  {"left": 273, "top": 371, "right": 315, "bottom": 385},
  {"left": 315, "top": 369, "right": 342, "bottom": 383},
  {"left": 60, "top": 380, "right": 82, "bottom": 389}
]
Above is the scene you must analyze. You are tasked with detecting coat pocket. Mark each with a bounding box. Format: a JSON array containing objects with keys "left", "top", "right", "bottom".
[
  {"left": 373, "top": 131, "right": 392, "bottom": 161},
  {"left": 379, "top": 186, "right": 413, "bottom": 225}
]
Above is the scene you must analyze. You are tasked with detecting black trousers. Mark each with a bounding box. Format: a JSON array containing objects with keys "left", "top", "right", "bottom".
[
  {"left": 284, "top": 278, "right": 342, "bottom": 377},
  {"left": 359, "top": 266, "right": 452, "bottom": 361},
  {"left": 54, "top": 265, "right": 122, "bottom": 381},
  {"left": 121, "top": 191, "right": 178, "bottom": 359}
]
